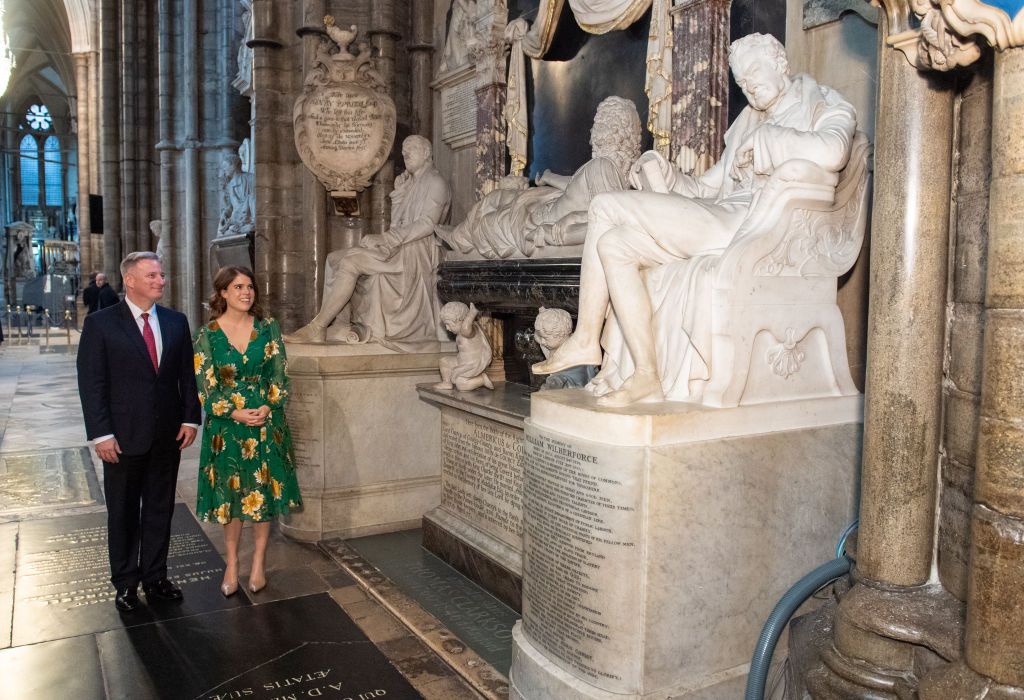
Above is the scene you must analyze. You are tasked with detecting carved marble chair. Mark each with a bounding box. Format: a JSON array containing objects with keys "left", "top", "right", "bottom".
[
  {"left": 701, "top": 131, "right": 872, "bottom": 407},
  {"left": 597, "top": 132, "right": 872, "bottom": 408}
]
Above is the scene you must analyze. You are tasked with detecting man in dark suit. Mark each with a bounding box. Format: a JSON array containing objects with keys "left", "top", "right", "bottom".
[
  {"left": 96, "top": 272, "right": 120, "bottom": 310},
  {"left": 77, "top": 251, "right": 201, "bottom": 612},
  {"left": 82, "top": 272, "right": 99, "bottom": 314}
]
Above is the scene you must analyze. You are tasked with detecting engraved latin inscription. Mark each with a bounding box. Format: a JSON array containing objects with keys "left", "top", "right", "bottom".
[
  {"left": 440, "top": 409, "right": 523, "bottom": 549},
  {"left": 522, "top": 429, "right": 644, "bottom": 693},
  {"left": 286, "top": 380, "right": 322, "bottom": 470}
]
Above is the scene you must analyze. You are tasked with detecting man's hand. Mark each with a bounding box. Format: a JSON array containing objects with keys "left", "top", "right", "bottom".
[
  {"left": 731, "top": 133, "right": 756, "bottom": 180},
  {"left": 96, "top": 437, "right": 122, "bottom": 463},
  {"left": 177, "top": 425, "right": 198, "bottom": 450},
  {"left": 629, "top": 151, "right": 674, "bottom": 192}
]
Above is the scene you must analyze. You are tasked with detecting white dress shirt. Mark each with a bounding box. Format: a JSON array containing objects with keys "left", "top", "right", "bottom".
[{"left": 93, "top": 299, "right": 198, "bottom": 446}]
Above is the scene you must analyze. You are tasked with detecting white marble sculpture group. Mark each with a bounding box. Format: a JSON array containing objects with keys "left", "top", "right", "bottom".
[
  {"left": 290, "top": 31, "right": 868, "bottom": 408},
  {"left": 532, "top": 33, "right": 869, "bottom": 408}
]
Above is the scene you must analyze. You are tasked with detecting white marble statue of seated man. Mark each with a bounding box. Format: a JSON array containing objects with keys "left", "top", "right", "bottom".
[
  {"left": 287, "top": 135, "right": 452, "bottom": 345},
  {"left": 532, "top": 32, "right": 857, "bottom": 407},
  {"left": 216, "top": 153, "right": 255, "bottom": 238}
]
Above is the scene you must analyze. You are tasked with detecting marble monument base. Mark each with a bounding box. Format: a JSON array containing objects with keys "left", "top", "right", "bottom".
[
  {"left": 417, "top": 382, "right": 534, "bottom": 611},
  {"left": 281, "top": 341, "right": 454, "bottom": 542},
  {"left": 510, "top": 390, "right": 863, "bottom": 700}
]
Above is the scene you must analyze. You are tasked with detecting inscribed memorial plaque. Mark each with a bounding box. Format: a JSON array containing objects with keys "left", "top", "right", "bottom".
[
  {"left": 521, "top": 424, "right": 645, "bottom": 694},
  {"left": 441, "top": 77, "right": 477, "bottom": 147},
  {"left": 440, "top": 409, "right": 524, "bottom": 550},
  {"left": 293, "top": 20, "right": 396, "bottom": 195}
]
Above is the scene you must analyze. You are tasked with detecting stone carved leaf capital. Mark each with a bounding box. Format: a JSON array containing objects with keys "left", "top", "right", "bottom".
[{"left": 879, "top": 0, "right": 1024, "bottom": 70}]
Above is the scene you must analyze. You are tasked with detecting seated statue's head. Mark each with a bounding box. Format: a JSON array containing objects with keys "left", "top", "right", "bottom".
[
  {"left": 402, "top": 135, "right": 433, "bottom": 175},
  {"left": 728, "top": 33, "right": 791, "bottom": 113},
  {"left": 591, "top": 96, "right": 642, "bottom": 179},
  {"left": 219, "top": 152, "right": 243, "bottom": 184},
  {"left": 534, "top": 307, "right": 572, "bottom": 354}
]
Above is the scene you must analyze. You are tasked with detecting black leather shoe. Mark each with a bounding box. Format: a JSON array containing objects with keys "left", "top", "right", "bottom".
[
  {"left": 114, "top": 586, "right": 140, "bottom": 612},
  {"left": 142, "top": 578, "right": 183, "bottom": 601}
]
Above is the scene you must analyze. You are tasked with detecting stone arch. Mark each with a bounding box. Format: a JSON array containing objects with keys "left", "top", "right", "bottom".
[{"left": 63, "top": 0, "right": 94, "bottom": 53}]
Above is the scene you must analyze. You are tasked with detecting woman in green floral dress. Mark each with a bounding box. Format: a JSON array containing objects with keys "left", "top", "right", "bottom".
[{"left": 193, "top": 266, "right": 301, "bottom": 596}]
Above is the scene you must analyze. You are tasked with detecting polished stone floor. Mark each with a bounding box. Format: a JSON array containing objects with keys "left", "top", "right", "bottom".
[{"left": 0, "top": 343, "right": 485, "bottom": 699}]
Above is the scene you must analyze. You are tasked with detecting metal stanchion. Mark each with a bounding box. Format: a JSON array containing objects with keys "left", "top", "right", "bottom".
[
  {"left": 15, "top": 306, "right": 23, "bottom": 345},
  {"left": 43, "top": 309, "right": 50, "bottom": 348},
  {"left": 64, "top": 309, "right": 72, "bottom": 345},
  {"left": 4, "top": 305, "right": 10, "bottom": 344}
]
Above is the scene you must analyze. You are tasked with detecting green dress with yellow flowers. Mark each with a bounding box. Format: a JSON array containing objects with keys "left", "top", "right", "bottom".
[{"left": 192, "top": 316, "right": 302, "bottom": 524}]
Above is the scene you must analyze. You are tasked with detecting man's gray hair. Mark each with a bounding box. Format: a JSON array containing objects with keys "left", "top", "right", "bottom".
[
  {"left": 120, "top": 251, "right": 161, "bottom": 278},
  {"left": 728, "top": 33, "right": 789, "bottom": 77}
]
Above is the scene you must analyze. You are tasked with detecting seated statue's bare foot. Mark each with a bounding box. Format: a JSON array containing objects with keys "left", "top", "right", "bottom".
[
  {"left": 433, "top": 381, "right": 454, "bottom": 390},
  {"left": 482, "top": 374, "right": 494, "bottom": 390},
  {"left": 596, "top": 370, "right": 664, "bottom": 407},
  {"left": 532, "top": 334, "right": 602, "bottom": 375},
  {"left": 284, "top": 322, "right": 326, "bottom": 344}
]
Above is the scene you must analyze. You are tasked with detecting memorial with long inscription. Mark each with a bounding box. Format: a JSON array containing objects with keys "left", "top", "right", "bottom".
[{"left": 293, "top": 16, "right": 396, "bottom": 205}]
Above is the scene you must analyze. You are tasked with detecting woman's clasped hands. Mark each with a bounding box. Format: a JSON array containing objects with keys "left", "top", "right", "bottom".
[{"left": 231, "top": 405, "right": 270, "bottom": 426}]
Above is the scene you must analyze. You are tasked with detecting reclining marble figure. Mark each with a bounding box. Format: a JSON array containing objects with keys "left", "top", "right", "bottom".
[
  {"left": 287, "top": 136, "right": 452, "bottom": 346},
  {"left": 438, "top": 96, "right": 641, "bottom": 259},
  {"left": 533, "top": 33, "right": 865, "bottom": 408}
]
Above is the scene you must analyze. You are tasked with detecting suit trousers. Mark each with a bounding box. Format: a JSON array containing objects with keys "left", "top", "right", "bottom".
[{"left": 102, "top": 441, "right": 181, "bottom": 589}]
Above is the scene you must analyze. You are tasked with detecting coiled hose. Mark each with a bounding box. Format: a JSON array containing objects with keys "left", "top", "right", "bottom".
[{"left": 742, "top": 556, "right": 852, "bottom": 700}]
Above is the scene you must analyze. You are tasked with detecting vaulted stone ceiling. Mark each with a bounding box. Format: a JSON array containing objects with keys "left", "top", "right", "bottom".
[{"left": 2, "top": 0, "right": 76, "bottom": 121}]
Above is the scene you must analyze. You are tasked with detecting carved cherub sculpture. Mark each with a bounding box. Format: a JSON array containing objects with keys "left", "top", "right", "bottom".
[
  {"left": 533, "top": 307, "right": 598, "bottom": 391},
  {"left": 435, "top": 302, "right": 494, "bottom": 392}
]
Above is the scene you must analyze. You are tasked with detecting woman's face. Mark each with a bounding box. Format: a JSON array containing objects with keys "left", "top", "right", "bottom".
[{"left": 220, "top": 274, "right": 255, "bottom": 313}]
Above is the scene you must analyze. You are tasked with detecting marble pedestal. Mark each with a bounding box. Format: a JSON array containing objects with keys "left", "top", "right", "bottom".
[
  {"left": 417, "top": 382, "right": 533, "bottom": 610},
  {"left": 510, "top": 390, "right": 863, "bottom": 700},
  {"left": 280, "top": 341, "right": 453, "bottom": 542}
]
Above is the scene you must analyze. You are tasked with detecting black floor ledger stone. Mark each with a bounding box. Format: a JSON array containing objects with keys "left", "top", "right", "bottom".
[{"left": 12, "top": 503, "right": 248, "bottom": 646}]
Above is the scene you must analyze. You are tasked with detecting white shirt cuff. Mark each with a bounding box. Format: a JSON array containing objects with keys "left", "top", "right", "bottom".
[
  {"left": 93, "top": 434, "right": 115, "bottom": 445},
  {"left": 182, "top": 423, "right": 199, "bottom": 429}
]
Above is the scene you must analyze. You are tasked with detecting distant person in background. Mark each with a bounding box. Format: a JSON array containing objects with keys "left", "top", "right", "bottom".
[
  {"left": 96, "top": 273, "right": 120, "bottom": 311},
  {"left": 82, "top": 272, "right": 100, "bottom": 314}
]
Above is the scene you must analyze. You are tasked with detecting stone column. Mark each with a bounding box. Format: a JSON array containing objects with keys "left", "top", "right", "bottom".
[
  {"left": 855, "top": 22, "right": 955, "bottom": 587},
  {"left": 300, "top": 0, "right": 328, "bottom": 317},
  {"left": 472, "top": 3, "right": 508, "bottom": 197},
  {"left": 409, "top": 0, "right": 434, "bottom": 137},
  {"left": 369, "top": 0, "right": 398, "bottom": 235},
  {"left": 156, "top": 0, "right": 176, "bottom": 304},
  {"left": 963, "top": 44, "right": 1024, "bottom": 689},
  {"left": 89, "top": 41, "right": 103, "bottom": 272},
  {"left": 181, "top": 0, "right": 202, "bottom": 323},
  {"left": 73, "top": 52, "right": 93, "bottom": 277},
  {"left": 119, "top": 0, "right": 139, "bottom": 256},
  {"left": 99, "top": 0, "right": 123, "bottom": 285},
  {"left": 669, "top": 0, "right": 730, "bottom": 175}
]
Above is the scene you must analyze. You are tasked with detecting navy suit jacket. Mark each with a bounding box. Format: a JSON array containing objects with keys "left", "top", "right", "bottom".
[{"left": 77, "top": 301, "right": 202, "bottom": 456}]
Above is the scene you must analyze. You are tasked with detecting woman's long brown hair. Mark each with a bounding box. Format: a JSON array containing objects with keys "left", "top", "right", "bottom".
[{"left": 207, "top": 266, "right": 264, "bottom": 320}]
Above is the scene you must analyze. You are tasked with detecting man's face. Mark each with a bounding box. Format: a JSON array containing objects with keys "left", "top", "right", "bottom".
[
  {"left": 124, "top": 259, "right": 165, "bottom": 306},
  {"left": 402, "top": 142, "right": 429, "bottom": 174},
  {"left": 732, "top": 54, "right": 787, "bottom": 112},
  {"left": 96, "top": 274, "right": 107, "bottom": 287}
]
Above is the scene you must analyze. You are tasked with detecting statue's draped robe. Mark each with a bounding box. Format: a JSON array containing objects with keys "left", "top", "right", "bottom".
[
  {"left": 341, "top": 166, "right": 451, "bottom": 347},
  {"left": 442, "top": 157, "right": 626, "bottom": 259},
  {"left": 595, "top": 75, "right": 856, "bottom": 401}
]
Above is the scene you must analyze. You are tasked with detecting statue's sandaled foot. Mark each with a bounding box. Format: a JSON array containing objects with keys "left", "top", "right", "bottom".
[
  {"left": 596, "top": 370, "right": 664, "bottom": 408},
  {"left": 433, "top": 381, "right": 454, "bottom": 390},
  {"left": 532, "top": 334, "right": 602, "bottom": 375},
  {"left": 284, "top": 322, "right": 327, "bottom": 344}
]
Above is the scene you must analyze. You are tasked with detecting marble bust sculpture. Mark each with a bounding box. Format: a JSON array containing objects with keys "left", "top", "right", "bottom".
[
  {"left": 438, "top": 96, "right": 642, "bottom": 259},
  {"left": 534, "top": 33, "right": 863, "bottom": 408},
  {"left": 216, "top": 152, "right": 255, "bottom": 238},
  {"left": 434, "top": 302, "right": 494, "bottom": 392},
  {"left": 287, "top": 135, "right": 452, "bottom": 346}
]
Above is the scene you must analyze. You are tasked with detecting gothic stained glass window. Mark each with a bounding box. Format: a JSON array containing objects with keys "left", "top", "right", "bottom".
[
  {"left": 26, "top": 104, "right": 51, "bottom": 130},
  {"left": 19, "top": 134, "right": 39, "bottom": 207},
  {"left": 44, "top": 136, "right": 62, "bottom": 206}
]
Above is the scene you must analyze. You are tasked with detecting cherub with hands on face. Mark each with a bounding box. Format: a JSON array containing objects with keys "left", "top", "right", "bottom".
[{"left": 435, "top": 302, "right": 494, "bottom": 392}]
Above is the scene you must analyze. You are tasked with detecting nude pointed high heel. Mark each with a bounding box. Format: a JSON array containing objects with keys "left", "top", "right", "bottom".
[
  {"left": 248, "top": 577, "right": 266, "bottom": 594},
  {"left": 221, "top": 578, "right": 238, "bottom": 597}
]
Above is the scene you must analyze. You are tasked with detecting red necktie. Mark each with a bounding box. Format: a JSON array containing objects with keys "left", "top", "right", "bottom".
[{"left": 141, "top": 312, "right": 159, "bottom": 371}]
